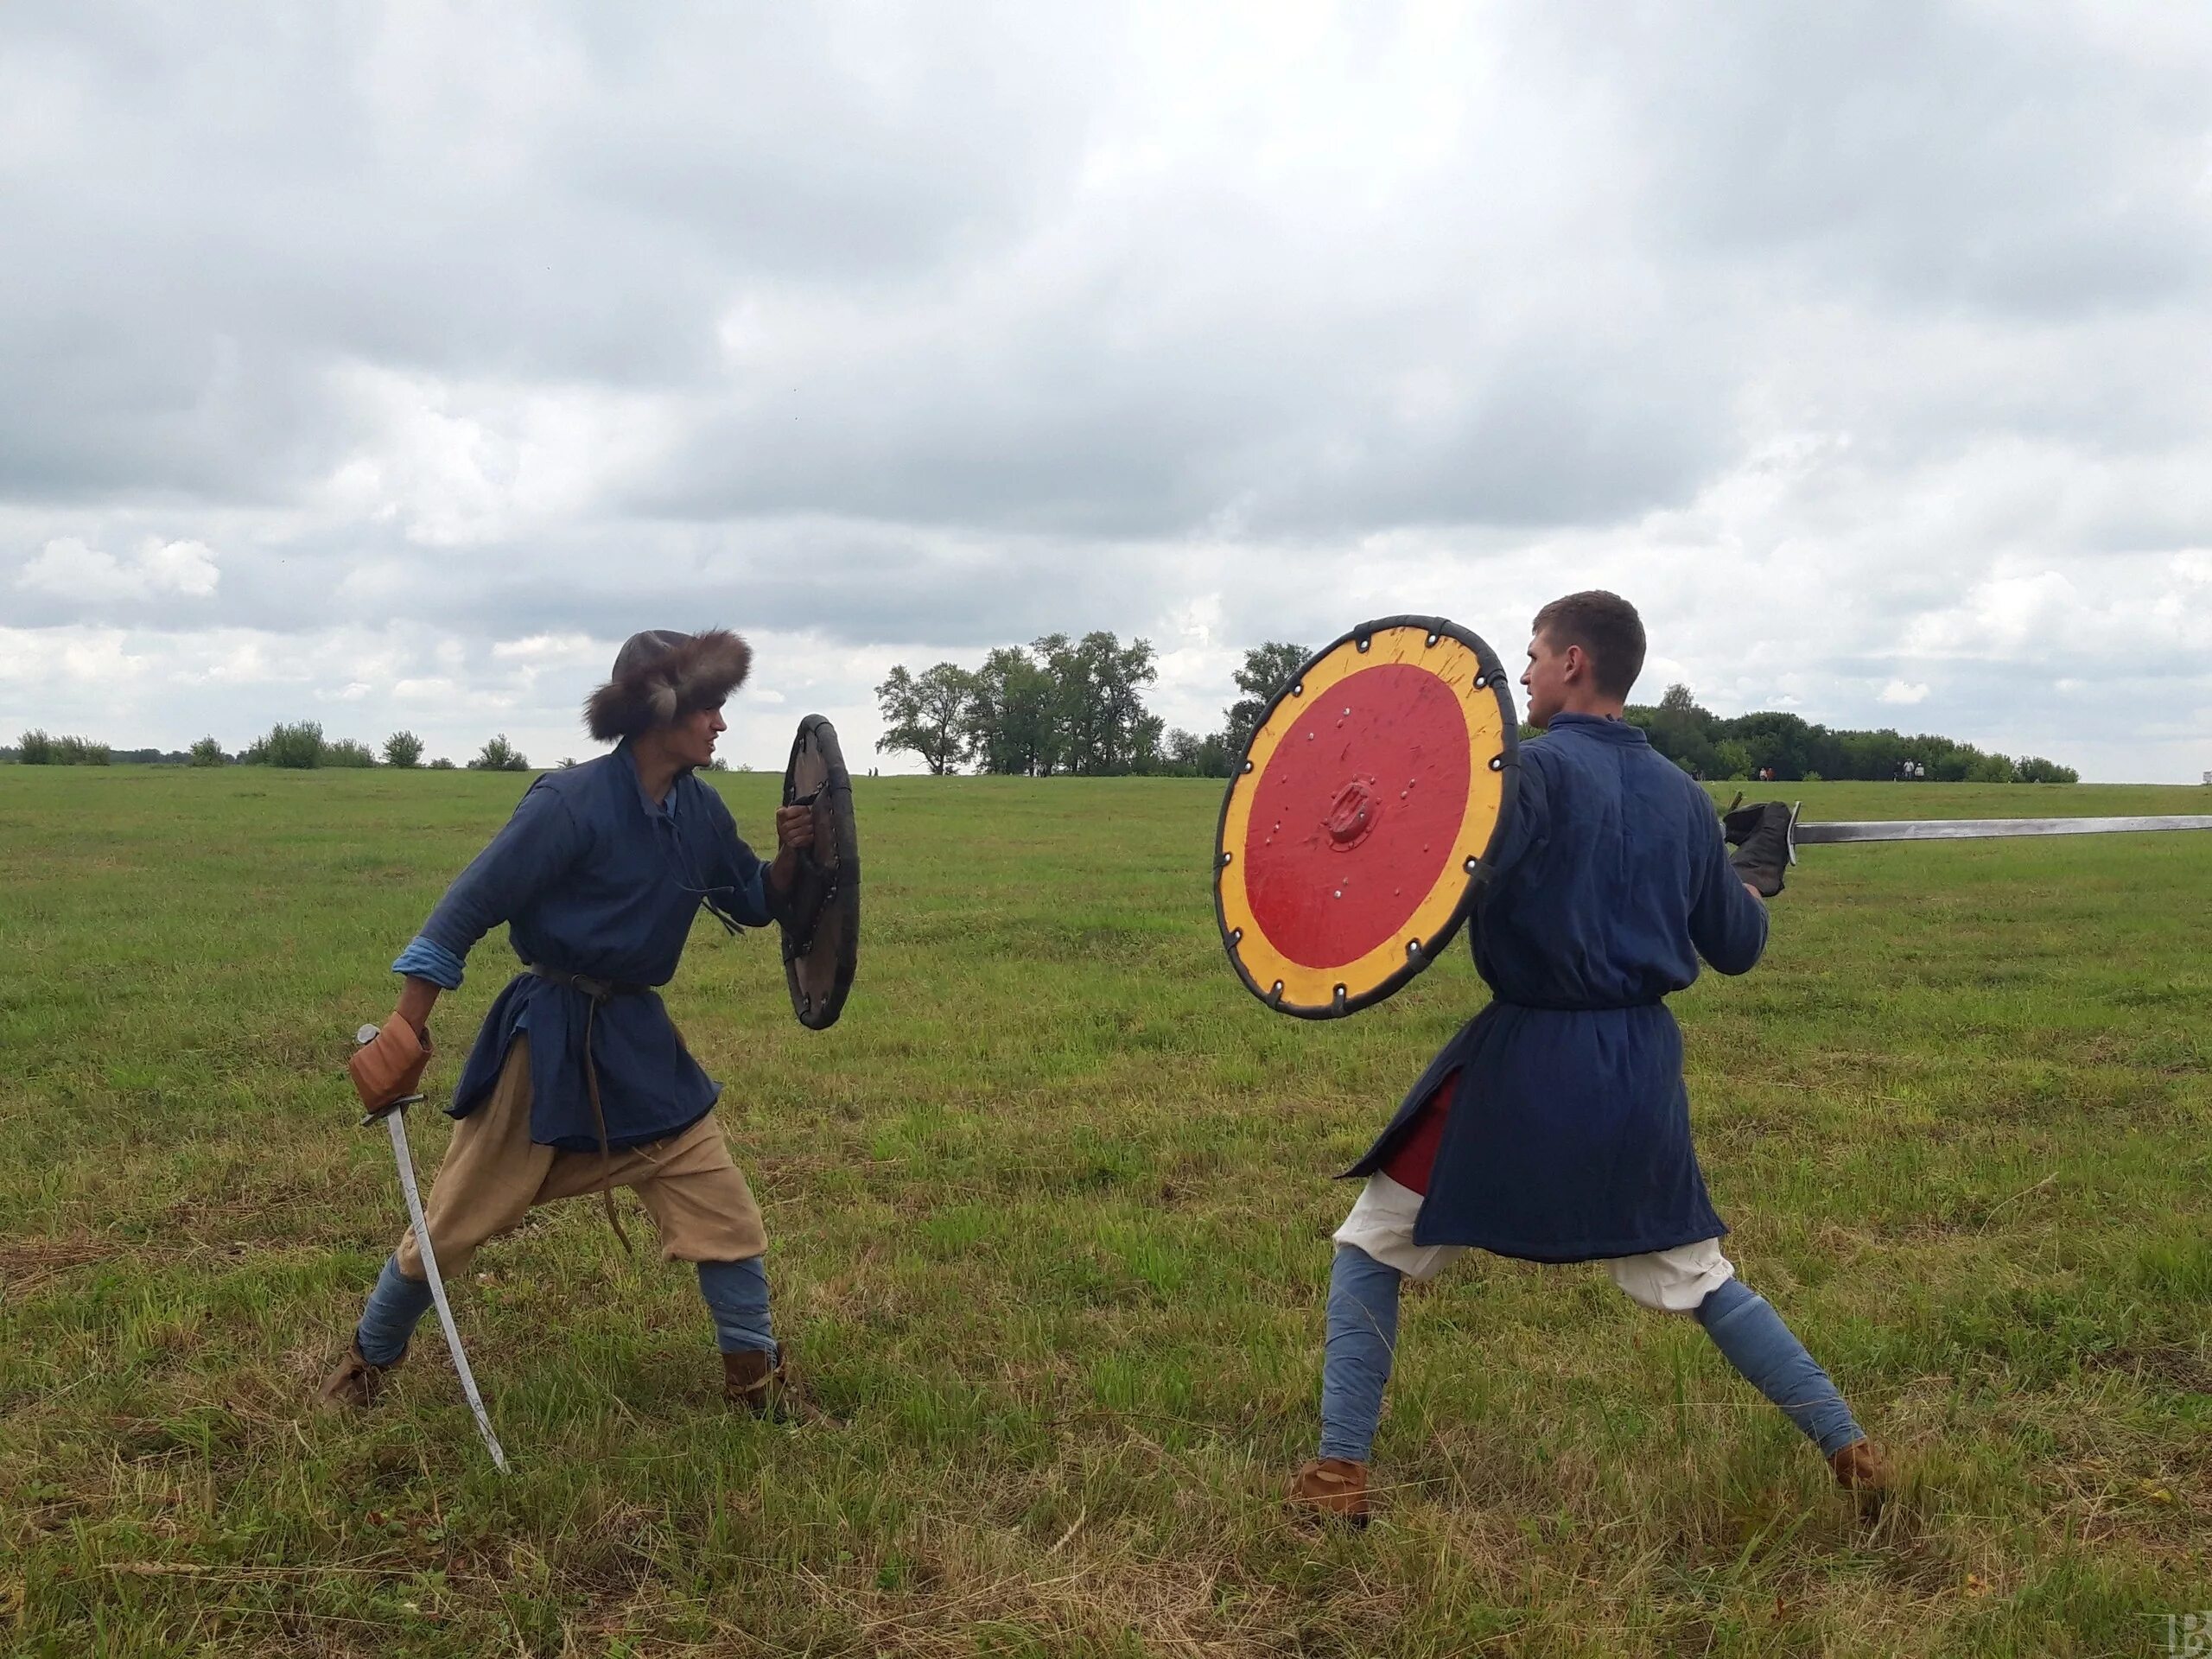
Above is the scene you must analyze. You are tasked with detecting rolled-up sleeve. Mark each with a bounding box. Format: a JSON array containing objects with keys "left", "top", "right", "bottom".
[
  {"left": 402, "top": 781, "right": 588, "bottom": 984},
  {"left": 391, "top": 933, "right": 467, "bottom": 989},
  {"left": 1688, "top": 811, "right": 1768, "bottom": 976}
]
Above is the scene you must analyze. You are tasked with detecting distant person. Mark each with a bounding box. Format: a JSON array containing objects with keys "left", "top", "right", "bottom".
[
  {"left": 324, "top": 630, "right": 816, "bottom": 1417},
  {"left": 1288, "top": 591, "right": 1885, "bottom": 1527}
]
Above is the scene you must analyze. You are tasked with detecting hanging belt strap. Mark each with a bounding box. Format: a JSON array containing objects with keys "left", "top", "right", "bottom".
[{"left": 526, "top": 964, "right": 650, "bottom": 1253}]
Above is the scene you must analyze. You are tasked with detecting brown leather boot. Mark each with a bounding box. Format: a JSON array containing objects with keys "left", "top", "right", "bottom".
[
  {"left": 1287, "top": 1457, "right": 1370, "bottom": 1528},
  {"left": 1828, "top": 1438, "right": 1890, "bottom": 1504},
  {"left": 315, "top": 1342, "right": 401, "bottom": 1413},
  {"left": 722, "top": 1344, "right": 793, "bottom": 1418}
]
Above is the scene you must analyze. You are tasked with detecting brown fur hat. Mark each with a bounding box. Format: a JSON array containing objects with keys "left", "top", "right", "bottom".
[{"left": 585, "top": 628, "right": 752, "bottom": 741}]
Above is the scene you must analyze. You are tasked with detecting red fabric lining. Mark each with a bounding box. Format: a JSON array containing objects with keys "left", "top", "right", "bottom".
[{"left": 1379, "top": 1069, "right": 1459, "bottom": 1196}]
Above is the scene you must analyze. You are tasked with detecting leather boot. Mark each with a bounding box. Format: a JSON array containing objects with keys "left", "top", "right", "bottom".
[
  {"left": 722, "top": 1344, "right": 793, "bottom": 1418},
  {"left": 1287, "top": 1457, "right": 1370, "bottom": 1528},
  {"left": 315, "top": 1341, "right": 401, "bottom": 1413}
]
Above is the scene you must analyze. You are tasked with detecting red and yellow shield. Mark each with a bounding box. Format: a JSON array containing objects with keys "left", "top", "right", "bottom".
[{"left": 1213, "top": 617, "right": 1519, "bottom": 1018}]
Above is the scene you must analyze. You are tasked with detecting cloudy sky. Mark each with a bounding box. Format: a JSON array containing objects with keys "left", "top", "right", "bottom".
[{"left": 3, "top": 3, "right": 2209, "bottom": 779}]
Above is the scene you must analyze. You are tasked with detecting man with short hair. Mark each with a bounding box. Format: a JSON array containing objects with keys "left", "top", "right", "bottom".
[
  {"left": 1289, "top": 590, "right": 1885, "bottom": 1525},
  {"left": 321, "top": 628, "right": 816, "bottom": 1416}
]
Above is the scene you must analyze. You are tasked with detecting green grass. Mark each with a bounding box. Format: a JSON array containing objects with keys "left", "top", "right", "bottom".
[{"left": 3, "top": 767, "right": 2209, "bottom": 1656}]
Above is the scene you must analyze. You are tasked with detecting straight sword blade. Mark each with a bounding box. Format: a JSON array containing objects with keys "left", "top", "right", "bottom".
[
  {"left": 1793, "top": 813, "right": 2212, "bottom": 844},
  {"left": 384, "top": 1106, "right": 510, "bottom": 1473}
]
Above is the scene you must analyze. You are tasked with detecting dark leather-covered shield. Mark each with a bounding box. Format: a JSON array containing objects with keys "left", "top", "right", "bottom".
[
  {"left": 780, "top": 715, "right": 859, "bottom": 1029},
  {"left": 1214, "top": 616, "right": 1520, "bottom": 1019}
]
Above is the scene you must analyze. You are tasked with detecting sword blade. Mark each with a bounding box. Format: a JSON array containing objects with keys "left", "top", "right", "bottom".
[
  {"left": 385, "top": 1109, "right": 510, "bottom": 1473},
  {"left": 1793, "top": 814, "right": 2212, "bottom": 844}
]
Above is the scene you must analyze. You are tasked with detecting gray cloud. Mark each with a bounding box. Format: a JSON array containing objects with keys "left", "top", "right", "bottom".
[{"left": 3, "top": 2, "right": 2209, "bottom": 781}]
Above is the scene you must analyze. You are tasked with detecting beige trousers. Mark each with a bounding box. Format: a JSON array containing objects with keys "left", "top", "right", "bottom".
[
  {"left": 393, "top": 1039, "right": 767, "bottom": 1279},
  {"left": 1332, "top": 1172, "right": 1735, "bottom": 1313}
]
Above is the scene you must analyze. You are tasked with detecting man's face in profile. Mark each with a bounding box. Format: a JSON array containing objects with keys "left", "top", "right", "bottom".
[{"left": 1521, "top": 630, "right": 1570, "bottom": 728}]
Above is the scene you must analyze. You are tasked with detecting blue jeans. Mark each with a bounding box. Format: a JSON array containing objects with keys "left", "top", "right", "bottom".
[
  {"left": 1317, "top": 1245, "right": 1864, "bottom": 1462},
  {"left": 354, "top": 1252, "right": 775, "bottom": 1367}
]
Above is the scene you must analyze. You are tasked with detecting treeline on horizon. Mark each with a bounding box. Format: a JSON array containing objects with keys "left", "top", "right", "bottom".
[
  {"left": 877, "top": 636, "right": 2082, "bottom": 784},
  {"left": 8, "top": 722, "right": 540, "bottom": 772},
  {"left": 10, "top": 657, "right": 2082, "bottom": 786}
]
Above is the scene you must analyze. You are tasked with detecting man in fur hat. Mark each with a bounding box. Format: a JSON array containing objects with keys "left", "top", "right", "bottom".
[{"left": 321, "top": 628, "right": 815, "bottom": 1416}]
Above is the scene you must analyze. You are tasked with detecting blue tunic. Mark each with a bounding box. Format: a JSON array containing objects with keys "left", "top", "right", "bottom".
[
  {"left": 1346, "top": 712, "right": 1768, "bottom": 1262},
  {"left": 392, "top": 747, "right": 775, "bottom": 1151}
]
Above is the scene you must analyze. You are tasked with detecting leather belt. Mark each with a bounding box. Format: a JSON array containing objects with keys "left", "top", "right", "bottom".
[{"left": 526, "top": 964, "right": 652, "bottom": 1250}]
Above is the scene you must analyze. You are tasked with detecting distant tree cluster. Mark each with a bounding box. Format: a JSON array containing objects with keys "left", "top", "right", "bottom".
[
  {"left": 228, "top": 721, "right": 518, "bottom": 771},
  {"left": 15, "top": 730, "right": 111, "bottom": 766},
  {"left": 877, "top": 632, "right": 1168, "bottom": 775},
  {"left": 1157, "top": 641, "right": 1311, "bottom": 778},
  {"left": 1625, "top": 685, "right": 2078, "bottom": 784},
  {"left": 468, "top": 734, "right": 530, "bottom": 772}
]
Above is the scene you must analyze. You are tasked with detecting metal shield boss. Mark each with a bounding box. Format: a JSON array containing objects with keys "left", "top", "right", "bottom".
[
  {"left": 1215, "top": 618, "right": 1520, "bottom": 1018},
  {"left": 780, "top": 715, "right": 860, "bottom": 1029}
]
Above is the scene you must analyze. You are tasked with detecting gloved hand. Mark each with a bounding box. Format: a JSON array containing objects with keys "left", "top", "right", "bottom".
[
  {"left": 349, "top": 1013, "right": 433, "bottom": 1113},
  {"left": 1721, "top": 801, "right": 1773, "bottom": 847},
  {"left": 1726, "top": 802, "right": 1795, "bottom": 897}
]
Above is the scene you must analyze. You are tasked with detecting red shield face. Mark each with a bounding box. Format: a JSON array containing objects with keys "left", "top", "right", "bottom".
[{"left": 1214, "top": 619, "right": 1519, "bottom": 1018}]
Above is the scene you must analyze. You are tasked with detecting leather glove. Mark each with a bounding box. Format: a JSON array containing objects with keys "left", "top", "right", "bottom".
[
  {"left": 1726, "top": 802, "right": 1795, "bottom": 898},
  {"left": 1721, "top": 801, "right": 1774, "bottom": 848},
  {"left": 349, "top": 1014, "right": 433, "bottom": 1113}
]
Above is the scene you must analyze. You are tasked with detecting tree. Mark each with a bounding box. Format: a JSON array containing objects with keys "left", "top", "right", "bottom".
[
  {"left": 874, "top": 663, "right": 976, "bottom": 774},
  {"left": 244, "top": 721, "right": 325, "bottom": 768},
  {"left": 384, "top": 730, "right": 424, "bottom": 768},
  {"left": 965, "top": 646, "right": 1062, "bottom": 776},
  {"left": 470, "top": 734, "right": 530, "bottom": 772},
  {"left": 189, "top": 737, "right": 225, "bottom": 767},
  {"left": 1034, "top": 631, "right": 1159, "bottom": 775},
  {"left": 18, "top": 730, "right": 54, "bottom": 765},
  {"left": 324, "top": 738, "right": 378, "bottom": 767},
  {"left": 428, "top": 757, "right": 456, "bottom": 770},
  {"left": 1222, "top": 642, "right": 1310, "bottom": 752}
]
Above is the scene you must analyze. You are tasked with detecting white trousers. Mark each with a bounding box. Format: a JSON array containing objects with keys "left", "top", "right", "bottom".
[{"left": 1332, "top": 1173, "right": 1735, "bottom": 1313}]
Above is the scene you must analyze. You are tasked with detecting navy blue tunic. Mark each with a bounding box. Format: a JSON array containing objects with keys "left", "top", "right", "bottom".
[
  {"left": 1346, "top": 712, "right": 1768, "bottom": 1262},
  {"left": 397, "top": 747, "right": 775, "bottom": 1151}
]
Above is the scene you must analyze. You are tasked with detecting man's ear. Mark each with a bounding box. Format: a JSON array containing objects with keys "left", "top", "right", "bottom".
[{"left": 1560, "top": 644, "right": 1586, "bottom": 684}]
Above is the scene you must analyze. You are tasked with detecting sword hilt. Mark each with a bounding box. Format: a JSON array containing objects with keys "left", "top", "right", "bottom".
[{"left": 359, "top": 1094, "right": 426, "bottom": 1130}]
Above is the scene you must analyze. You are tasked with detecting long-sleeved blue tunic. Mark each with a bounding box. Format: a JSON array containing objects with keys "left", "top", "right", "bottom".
[
  {"left": 391, "top": 747, "right": 775, "bottom": 1151},
  {"left": 1346, "top": 712, "right": 1768, "bottom": 1262}
]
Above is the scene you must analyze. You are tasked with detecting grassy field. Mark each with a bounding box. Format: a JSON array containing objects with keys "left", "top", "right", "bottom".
[{"left": 2, "top": 765, "right": 2209, "bottom": 1656}]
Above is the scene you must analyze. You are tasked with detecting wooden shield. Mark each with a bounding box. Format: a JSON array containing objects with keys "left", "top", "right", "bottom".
[
  {"left": 780, "top": 715, "right": 860, "bottom": 1030},
  {"left": 1214, "top": 617, "right": 1519, "bottom": 1019}
]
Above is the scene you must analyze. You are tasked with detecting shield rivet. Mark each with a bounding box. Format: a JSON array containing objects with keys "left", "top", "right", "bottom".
[
  {"left": 1426, "top": 632, "right": 1440, "bottom": 646},
  {"left": 1291, "top": 682, "right": 1304, "bottom": 696},
  {"left": 1464, "top": 856, "right": 1478, "bottom": 873},
  {"left": 1489, "top": 756, "right": 1503, "bottom": 771}
]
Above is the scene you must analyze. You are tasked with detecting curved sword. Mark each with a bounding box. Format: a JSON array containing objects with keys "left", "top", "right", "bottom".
[{"left": 355, "top": 1026, "right": 510, "bottom": 1473}]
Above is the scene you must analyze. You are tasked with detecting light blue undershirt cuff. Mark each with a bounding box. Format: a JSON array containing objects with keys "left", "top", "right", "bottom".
[{"left": 391, "top": 934, "right": 466, "bottom": 990}]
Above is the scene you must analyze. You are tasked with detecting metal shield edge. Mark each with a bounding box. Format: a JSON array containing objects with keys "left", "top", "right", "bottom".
[
  {"left": 780, "top": 713, "right": 861, "bottom": 1030},
  {"left": 1211, "top": 614, "right": 1522, "bottom": 1020}
]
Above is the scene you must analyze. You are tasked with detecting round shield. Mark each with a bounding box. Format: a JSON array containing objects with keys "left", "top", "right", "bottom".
[
  {"left": 1213, "top": 617, "right": 1519, "bottom": 1019},
  {"left": 780, "top": 714, "right": 860, "bottom": 1030}
]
